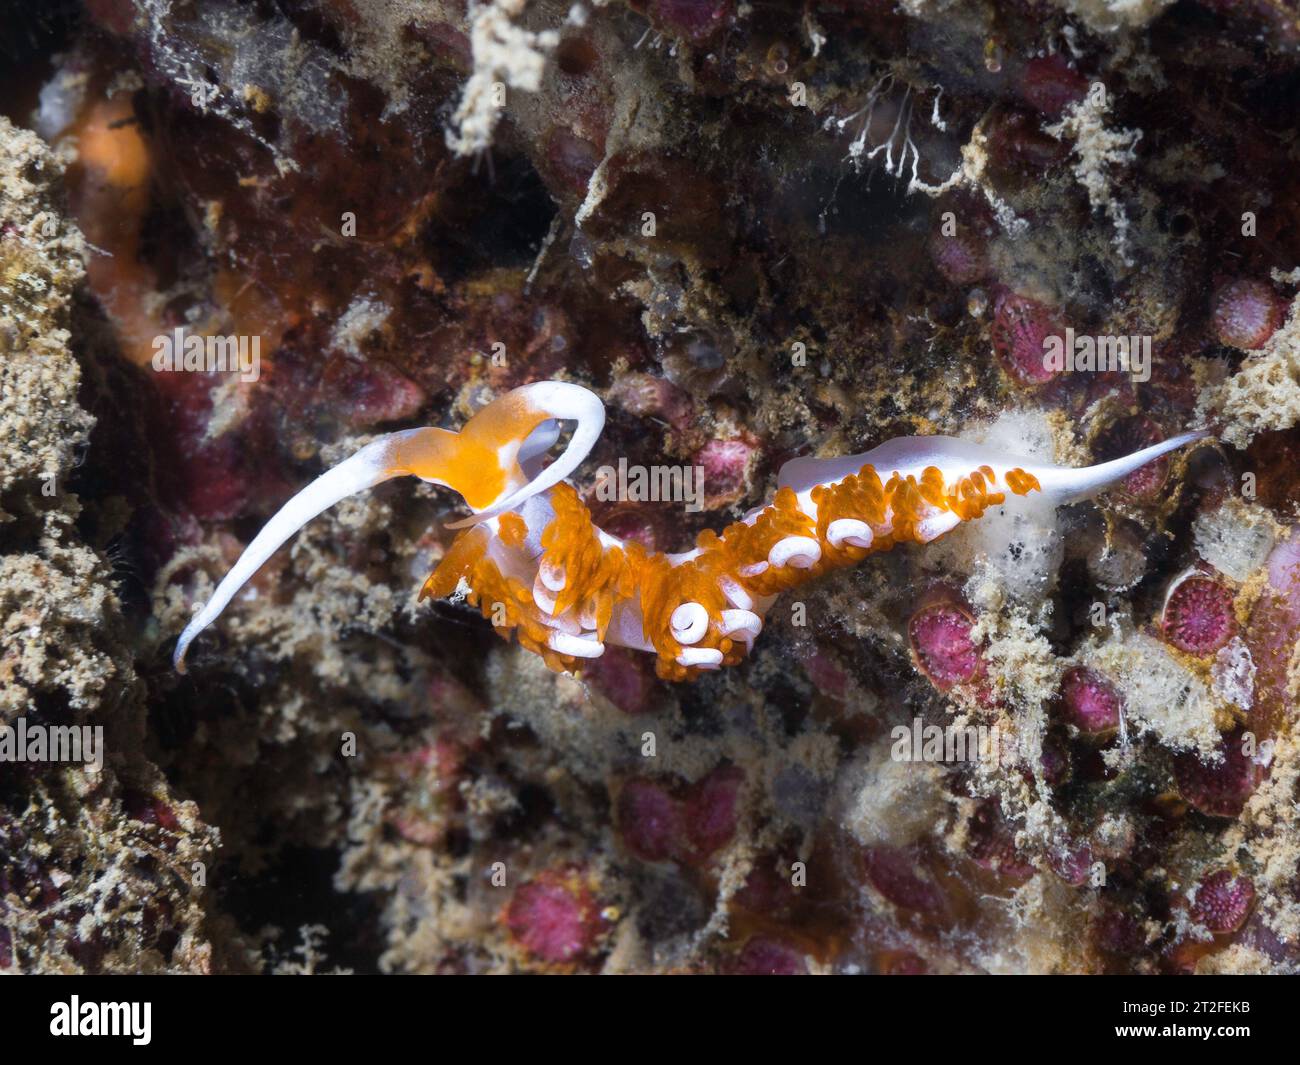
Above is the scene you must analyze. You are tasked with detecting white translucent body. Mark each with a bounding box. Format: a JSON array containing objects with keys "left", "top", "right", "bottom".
[{"left": 174, "top": 382, "right": 1207, "bottom": 673}]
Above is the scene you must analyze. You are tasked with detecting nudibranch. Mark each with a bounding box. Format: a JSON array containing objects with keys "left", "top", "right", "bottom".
[{"left": 173, "top": 381, "right": 1206, "bottom": 681}]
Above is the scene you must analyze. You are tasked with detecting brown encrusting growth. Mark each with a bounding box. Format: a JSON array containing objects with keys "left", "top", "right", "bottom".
[
  {"left": 4, "top": 0, "right": 1300, "bottom": 973},
  {"left": 1, "top": 116, "right": 223, "bottom": 973}
]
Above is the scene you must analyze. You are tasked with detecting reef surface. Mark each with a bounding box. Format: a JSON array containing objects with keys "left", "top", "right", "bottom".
[{"left": 3, "top": 0, "right": 1300, "bottom": 973}]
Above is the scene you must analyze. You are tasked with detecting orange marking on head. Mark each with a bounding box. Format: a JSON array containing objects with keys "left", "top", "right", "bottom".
[
  {"left": 462, "top": 391, "right": 554, "bottom": 462},
  {"left": 388, "top": 407, "right": 543, "bottom": 512},
  {"left": 436, "top": 436, "right": 514, "bottom": 511}
]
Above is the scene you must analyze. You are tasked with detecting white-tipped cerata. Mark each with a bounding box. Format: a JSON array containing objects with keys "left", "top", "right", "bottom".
[
  {"left": 676, "top": 647, "right": 724, "bottom": 669},
  {"left": 826, "top": 518, "right": 874, "bottom": 549},
  {"left": 719, "top": 609, "right": 763, "bottom": 647},
  {"left": 539, "top": 560, "right": 567, "bottom": 593},
  {"left": 548, "top": 631, "right": 605, "bottom": 659},
  {"left": 720, "top": 576, "right": 754, "bottom": 611},
  {"left": 769, "top": 536, "right": 822, "bottom": 569},
  {"left": 532, "top": 577, "right": 559, "bottom": 616},
  {"left": 173, "top": 430, "right": 424, "bottom": 672},
  {"left": 670, "top": 602, "right": 710, "bottom": 645},
  {"left": 447, "top": 381, "right": 605, "bottom": 529},
  {"left": 915, "top": 511, "right": 962, "bottom": 543}
]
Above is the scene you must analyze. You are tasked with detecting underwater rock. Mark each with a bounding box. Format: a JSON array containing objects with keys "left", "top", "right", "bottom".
[{"left": 6, "top": 0, "right": 1300, "bottom": 975}]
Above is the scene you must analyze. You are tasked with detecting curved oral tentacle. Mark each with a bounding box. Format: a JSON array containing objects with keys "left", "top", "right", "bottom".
[
  {"left": 548, "top": 631, "right": 605, "bottom": 658},
  {"left": 446, "top": 381, "right": 606, "bottom": 530},
  {"left": 173, "top": 430, "right": 422, "bottom": 672}
]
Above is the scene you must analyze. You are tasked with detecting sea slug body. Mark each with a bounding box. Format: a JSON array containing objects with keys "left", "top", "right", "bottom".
[{"left": 173, "top": 381, "right": 1206, "bottom": 681}]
